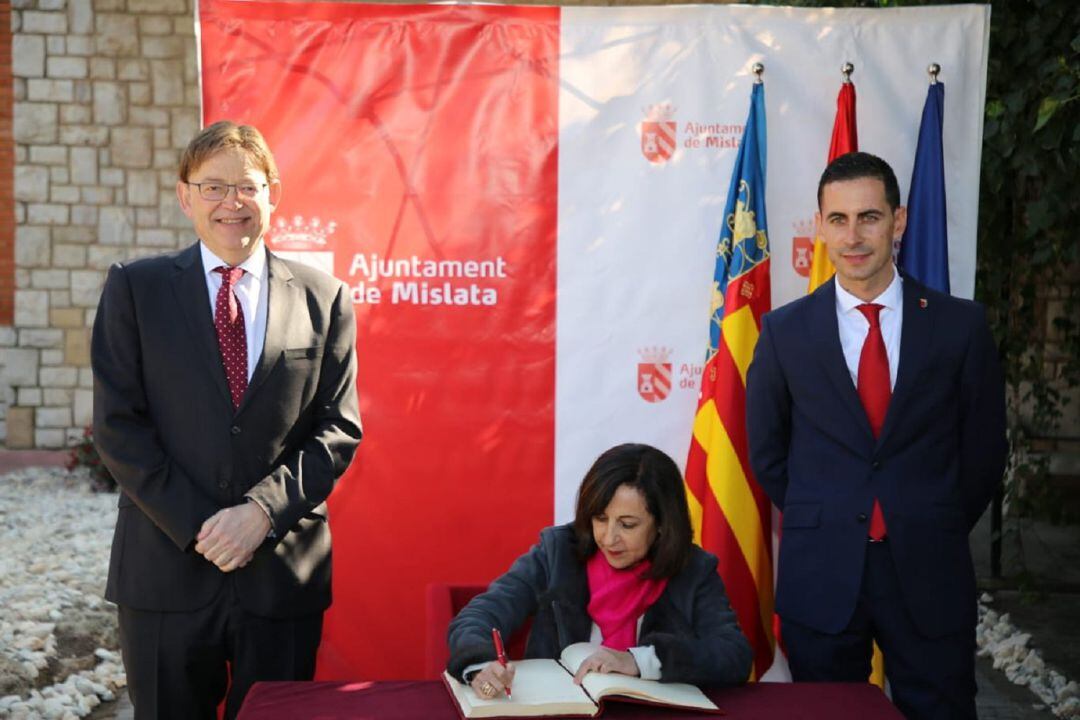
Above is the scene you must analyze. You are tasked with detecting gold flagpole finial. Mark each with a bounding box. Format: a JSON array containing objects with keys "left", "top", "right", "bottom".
[
  {"left": 752, "top": 63, "right": 764, "bottom": 84},
  {"left": 842, "top": 62, "right": 854, "bottom": 84},
  {"left": 928, "top": 63, "right": 941, "bottom": 84}
]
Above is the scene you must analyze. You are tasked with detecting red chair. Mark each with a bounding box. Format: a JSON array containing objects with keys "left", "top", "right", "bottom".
[{"left": 424, "top": 583, "right": 531, "bottom": 679}]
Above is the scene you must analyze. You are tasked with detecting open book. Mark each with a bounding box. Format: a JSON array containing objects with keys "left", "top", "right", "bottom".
[{"left": 442, "top": 642, "right": 721, "bottom": 718}]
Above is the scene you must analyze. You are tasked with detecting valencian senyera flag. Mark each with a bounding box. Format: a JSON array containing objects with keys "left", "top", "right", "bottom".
[
  {"left": 899, "top": 81, "right": 949, "bottom": 293},
  {"left": 807, "top": 78, "right": 858, "bottom": 293},
  {"left": 684, "top": 81, "right": 774, "bottom": 681}
]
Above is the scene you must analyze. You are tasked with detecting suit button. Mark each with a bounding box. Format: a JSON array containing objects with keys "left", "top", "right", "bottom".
[
  {"left": 857, "top": 513, "right": 868, "bottom": 523},
  {"left": 218, "top": 480, "right": 228, "bottom": 489},
  {"left": 871, "top": 461, "right": 881, "bottom": 470},
  {"left": 230, "top": 425, "right": 241, "bottom": 435}
]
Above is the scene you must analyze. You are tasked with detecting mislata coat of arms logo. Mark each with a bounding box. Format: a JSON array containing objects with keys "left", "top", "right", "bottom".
[
  {"left": 791, "top": 219, "right": 815, "bottom": 278},
  {"left": 637, "top": 346, "right": 673, "bottom": 403},
  {"left": 264, "top": 215, "right": 337, "bottom": 276},
  {"left": 641, "top": 104, "right": 677, "bottom": 164}
]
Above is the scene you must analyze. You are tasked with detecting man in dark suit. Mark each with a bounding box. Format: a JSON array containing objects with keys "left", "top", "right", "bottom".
[
  {"left": 746, "top": 152, "right": 1006, "bottom": 719},
  {"left": 92, "top": 121, "right": 362, "bottom": 719}
]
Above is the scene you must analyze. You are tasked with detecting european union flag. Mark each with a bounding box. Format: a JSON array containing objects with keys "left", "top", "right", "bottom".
[{"left": 899, "top": 82, "right": 949, "bottom": 294}]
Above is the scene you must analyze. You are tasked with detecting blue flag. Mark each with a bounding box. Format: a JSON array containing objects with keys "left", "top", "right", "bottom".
[{"left": 899, "top": 82, "right": 949, "bottom": 293}]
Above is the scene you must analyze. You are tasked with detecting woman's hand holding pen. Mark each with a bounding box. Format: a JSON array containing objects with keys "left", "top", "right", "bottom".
[{"left": 471, "top": 661, "right": 515, "bottom": 699}]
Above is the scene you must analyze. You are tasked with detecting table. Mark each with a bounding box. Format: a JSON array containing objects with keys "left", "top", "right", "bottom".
[{"left": 237, "top": 679, "right": 904, "bottom": 719}]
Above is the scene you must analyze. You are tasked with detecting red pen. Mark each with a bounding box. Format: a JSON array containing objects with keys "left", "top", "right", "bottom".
[{"left": 492, "top": 627, "right": 512, "bottom": 700}]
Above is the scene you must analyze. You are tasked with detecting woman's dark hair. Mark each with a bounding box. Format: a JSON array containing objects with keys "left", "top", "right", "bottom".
[{"left": 572, "top": 443, "right": 693, "bottom": 579}]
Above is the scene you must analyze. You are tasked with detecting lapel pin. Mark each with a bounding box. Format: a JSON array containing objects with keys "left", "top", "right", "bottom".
[{"left": 919, "top": 298, "right": 928, "bottom": 309}]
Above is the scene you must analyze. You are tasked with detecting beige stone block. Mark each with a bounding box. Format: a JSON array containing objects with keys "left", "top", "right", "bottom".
[
  {"left": 49, "top": 166, "right": 69, "bottom": 184},
  {"left": 70, "top": 146, "right": 98, "bottom": 185},
  {"left": 17, "top": 388, "right": 43, "bottom": 407},
  {"left": 51, "top": 307, "right": 86, "bottom": 328},
  {"left": 30, "top": 270, "right": 70, "bottom": 290},
  {"left": 15, "top": 166, "right": 50, "bottom": 203},
  {"left": 44, "top": 389, "right": 75, "bottom": 406},
  {"left": 130, "top": 106, "right": 168, "bottom": 126},
  {"left": 94, "top": 0, "right": 124, "bottom": 10},
  {"left": 47, "top": 35, "right": 66, "bottom": 55},
  {"left": 117, "top": 59, "right": 148, "bottom": 81},
  {"left": 41, "top": 348, "right": 64, "bottom": 365},
  {"left": 35, "top": 406, "right": 72, "bottom": 428},
  {"left": 13, "top": 36, "right": 46, "bottom": 78},
  {"left": 142, "top": 36, "right": 185, "bottom": 59},
  {"left": 129, "top": 82, "right": 150, "bottom": 105},
  {"left": 81, "top": 187, "right": 111, "bottom": 205},
  {"left": 22, "top": 11, "right": 67, "bottom": 34},
  {"left": 80, "top": 366, "right": 96, "bottom": 387},
  {"left": 1, "top": 348, "right": 41, "bottom": 386},
  {"left": 88, "top": 246, "right": 125, "bottom": 269},
  {"left": 16, "top": 227, "right": 52, "bottom": 267},
  {"left": 27, "top": 79, "right": 74, "bottom": 103},
  {"left": 40, "top": 366, "right": 78, "bottom": 387},
  {"left": 99, "top": 168, "right": 124, "bottom": 187},
  {"left": 75, "top": 79, "right": 92, "bottom": 103},
  {"left": 151, "top": 60, "right": 184, "bottom": 105},
  {"left": 171, "top": 108, "right": 199, "bottom": 150},
  {"left": 95, "top": 14, "right": 138, "bottom": 55},
  {"left": 29, "top": 145, "right": 67, "bottom": 165},
  {"left": 93, "top": 81, "right": 125, "bottom": 125},
  {"left": 111, "top": 127, "right": 153, "bottom": 168},
  {"left": 73, "top": 389, "right": 93, "bottom": 426},
  {"left": 69, "top": 0, "right": 93, "bottom": 34},
  {"left": 129, "top": 0, "right": 183, "bottom": 13},
  {"left": 60, "top": 103, "right": 92, "bottom": 124},
  {"left": 46, "top": 57, "right": 88, "bottom": 79},
  {"left": 35, "top": 429, "right": 67, "bottom": 448},
  {"left": 5, "top": 408, "right": 36, "bottom": 449},
  {"left": 67, "top": 37, "right": 94, "bottom": 56},
  {"left": 0, "top": 328, "right": 17, "bottom": 347},
  {"left": 139, "top": 15, "right": 172, "bottom": 34},
  {"left": 71, "top": 205, "right": 98, "bottom": 225},
  {"left": 59, "top": 125, "right": 109, "bottom": 146},
  {"left": 71, "top": 270, "right": 105, "bottom": 306},
  {"left": 50, "top": 185, "right": 81, "bottom": 204},
  {"left": 27, "top": 203, "right": 70, "bottom": 225},
  {"left": 89, "top": 58, "right": 115, "bottom": 79},
  {"left": 19, "top": 328, "right": 64, "bottom": 348},
  {"left": 153, "top": 148, "right": 178, "bottom": 170},
  {"left": 39, "top": 0, "right": 67, "bottom": 11},
  {"left": 136, "top": 208, "right": 159, "bottom": 227},
  {"left": 154, "top": 127, "right": 169, "bottom": 149},
  {"left": 16, "top": 269, "right": 31, "bottom": 289},
  {"left": 174, "top": 15, "right": 195, "bottom": 36},
  {"left": 97, "top": 206, "right": 136, "bottom": 246},
  {"left": 65, "top": 329, "right": 91, "bottom": 366},
  {"left": 15, "top": 290, "right": 50, "bottom": 327},
  {"left": 53, "top": 226, "right": 96, "bottom": 244},
  {"left": 14, "top": 103, "right": 59, "bottom": 144},
  {"left": 159, "top": 190, "right": 189, "bottom": 229},
  {"left": 127, "top": 170, "right": 159, "bottom": 207},
  {"left": 136, "top": 229, "right": 174, "bottom": 247}
]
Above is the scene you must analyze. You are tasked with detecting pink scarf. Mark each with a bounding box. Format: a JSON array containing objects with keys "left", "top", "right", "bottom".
[{"left": 586, "top": 553, "right": 668, "bottom": 651}]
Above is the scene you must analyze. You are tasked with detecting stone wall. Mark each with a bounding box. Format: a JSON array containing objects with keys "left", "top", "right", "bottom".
[{"left": 2, "top": 0, "right": 199, "bottom": 448}]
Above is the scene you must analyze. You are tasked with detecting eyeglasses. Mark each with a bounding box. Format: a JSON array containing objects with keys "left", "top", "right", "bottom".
[{"left": 186, "top": 181, "right": 268, "bottom": 201}]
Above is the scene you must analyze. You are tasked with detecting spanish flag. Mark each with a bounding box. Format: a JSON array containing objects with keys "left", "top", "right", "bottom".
[
  {"left": 806, "top": 79, "right": 858, "bottom": 292},
  {"left": 684, "top": 81, "right": 774, "bottom": 680}
]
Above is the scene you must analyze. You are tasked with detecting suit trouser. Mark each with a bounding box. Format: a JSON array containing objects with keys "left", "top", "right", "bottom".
[
  {"left": 781, "top": 541, "right": 977, "bottom": 720},
  {"left": 118, "top": 578, "right": 323, "bottom": 720}
]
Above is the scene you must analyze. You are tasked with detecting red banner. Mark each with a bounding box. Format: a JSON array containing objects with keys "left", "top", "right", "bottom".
[{"left": 200, "top": 0, "right": 559, "bottom": 679}]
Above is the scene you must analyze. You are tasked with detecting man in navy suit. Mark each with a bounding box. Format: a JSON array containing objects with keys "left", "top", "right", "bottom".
[{"left": 746, "top": 152, "right": 1006, "bottom": 719}]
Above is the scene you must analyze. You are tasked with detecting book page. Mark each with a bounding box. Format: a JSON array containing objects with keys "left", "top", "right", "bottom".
[
  {"left": 442, "top": 661, "right": 598, "bottom": 718},
  {"left": 558, "top": 642, "right": 718, "bottom": 712}
]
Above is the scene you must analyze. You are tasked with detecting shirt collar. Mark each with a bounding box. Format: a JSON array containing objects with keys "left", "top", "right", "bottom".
[
  {"left": 835, "top": 265, "right": 903, "bottom": 314},
  {"left": 200, "top": 241, "right": 267, "bottom": 281}
]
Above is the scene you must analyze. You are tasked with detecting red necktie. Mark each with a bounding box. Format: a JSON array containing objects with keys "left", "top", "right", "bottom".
[
  {"left": 856, "top": 303, "right": 889, "bottom": 541},
  {"left": 214, "top": 266, "right": 248, "bottom": 409}
]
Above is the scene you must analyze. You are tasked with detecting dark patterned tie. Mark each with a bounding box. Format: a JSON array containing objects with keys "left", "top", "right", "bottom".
[
  {"left": 214, "top": 266, "right": 248, "bottom": 409},
  {"left": 856, "top": 303, "right": 889, "bottom": 541}
]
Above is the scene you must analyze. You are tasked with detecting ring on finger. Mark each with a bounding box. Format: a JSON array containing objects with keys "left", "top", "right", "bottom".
[{"left": 480, "top": 681, "right": 495, "bottom": 696}]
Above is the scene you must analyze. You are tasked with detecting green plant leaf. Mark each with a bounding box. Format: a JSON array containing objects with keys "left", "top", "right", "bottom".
[{"left": 1035, "top": 97, "right": 1061, "bottom": 131}]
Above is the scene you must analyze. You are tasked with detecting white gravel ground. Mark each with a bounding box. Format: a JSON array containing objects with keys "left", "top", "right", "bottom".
[{"left": 0, "top": 467, "right": 125, "bottom": 719}]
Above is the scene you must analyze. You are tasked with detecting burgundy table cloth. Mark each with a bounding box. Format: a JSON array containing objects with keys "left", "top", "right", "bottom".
[{"left": 237, "top": 679, "right": 904, "bottom": 719}]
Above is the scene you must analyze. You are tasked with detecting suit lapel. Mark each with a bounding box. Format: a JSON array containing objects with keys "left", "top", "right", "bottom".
[
  {"left": 236, "top": 250, "right": 296, "bottom": 416},
  {"left": 808, "top": 279, "right": 875, "bottom": 443},
  {"left": 172, "top": 243, "right": 232, "bottom": 408},
  {"left": 878, "top": 276, "right": 935, "bottom": 445}
]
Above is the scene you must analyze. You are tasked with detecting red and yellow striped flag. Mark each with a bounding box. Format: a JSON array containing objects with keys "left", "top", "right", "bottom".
[
  {"left": 685, "top": 82, "right": 774, "bottom": 681},
  {"left": 806, "top": 79, "right": 858, "bottom": 293}
]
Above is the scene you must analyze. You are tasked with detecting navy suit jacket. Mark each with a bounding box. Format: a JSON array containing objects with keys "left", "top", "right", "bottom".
[
  {"left": 746, "top": 274, "right": 1006, "bottom": 638},
  {"left": 92, "top": 243, "right": 362, "bottom": 617}
]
